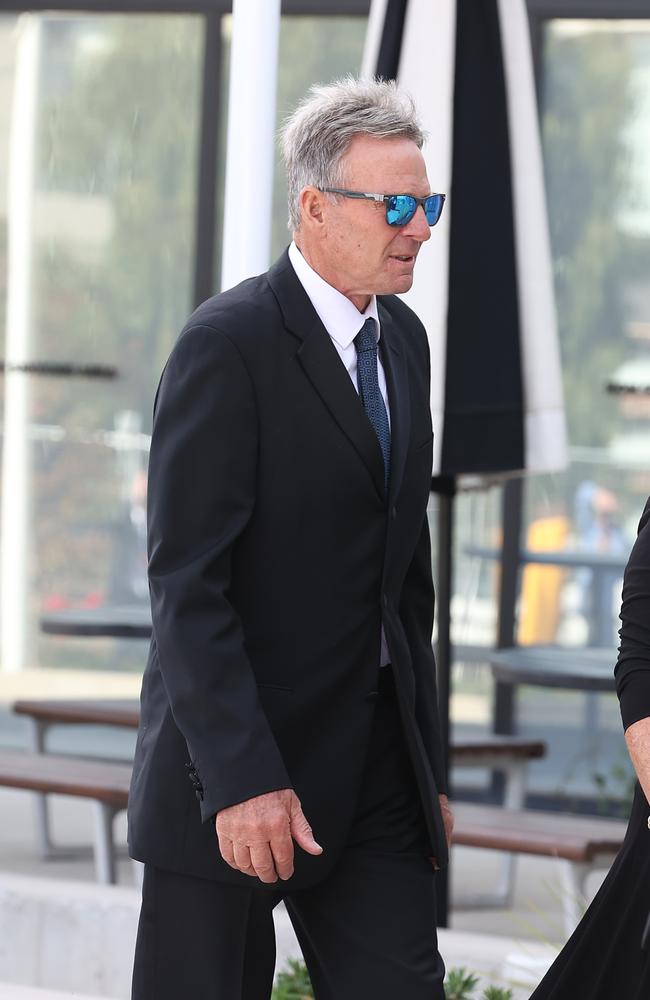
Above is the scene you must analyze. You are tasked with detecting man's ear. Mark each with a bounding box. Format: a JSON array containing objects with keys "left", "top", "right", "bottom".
[{"left": 299, "top": 186, "right": 327, "bottom": 232}]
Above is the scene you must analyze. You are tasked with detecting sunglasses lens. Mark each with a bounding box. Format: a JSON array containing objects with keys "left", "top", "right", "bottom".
[
  {"left": 386, "top": 195, "right": 416, "bottom": 226},
  {"left": 424, "top": 194, "right": 445, "bottom": 226}
]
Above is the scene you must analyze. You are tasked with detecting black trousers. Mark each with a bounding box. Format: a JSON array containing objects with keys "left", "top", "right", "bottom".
[{"left": 131, "top": 669, "right": 445, "bottom": 1000}]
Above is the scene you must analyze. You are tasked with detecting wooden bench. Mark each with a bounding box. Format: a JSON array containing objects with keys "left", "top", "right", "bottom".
[
  {"left": 451, "top": 735, "right": 546, "bottom": 906},
  {"left": 13, "top": 698, "right": 140, "bottom": 729},
  {"left": 0, "top": 750, "right": 132, "bottom": 884},
  {"left": 452, "top": 802, "right": 627, "bottom": 933},
  {"left": 12, "top": 699, "right": 138, "bottom": 858},
  {"left": 12, "top": 699, "right": 546, "bottom": 885}
]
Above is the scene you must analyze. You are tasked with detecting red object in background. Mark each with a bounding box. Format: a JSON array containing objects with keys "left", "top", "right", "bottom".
[
  {"left": 81, "top": 590, "right": 105, "bottom": 609},
  {"left": 42, "top": 593, "right": 71, "bottom": 611},
  {"left": 42, "top": 589, "right": 106, "bottom": 612}
]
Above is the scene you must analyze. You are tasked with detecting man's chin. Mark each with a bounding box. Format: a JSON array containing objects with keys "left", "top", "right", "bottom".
[{"left": 385, "top": 273, "right": 415, "bottom": 295}]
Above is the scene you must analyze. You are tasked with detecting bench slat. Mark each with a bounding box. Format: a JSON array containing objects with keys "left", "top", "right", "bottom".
[
  {"left": 12, "top": 701, "right": 547, "bottom": 769},
  {"left": 0, "top": 751, "right": 131, "bottom": 808},
  {"left": 13, "top": 699, "right": 140, "bottom": 728},
  {"left": 452, "top": 803, "right": 627, "bottom": 862},
  {"left": 451, "top": 737, "right": 545, "bottom": 760}
]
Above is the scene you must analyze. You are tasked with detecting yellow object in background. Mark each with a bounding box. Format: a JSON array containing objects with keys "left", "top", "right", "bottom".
[{"left": 518, "top": 515, "right": 570, "bottom": 645}]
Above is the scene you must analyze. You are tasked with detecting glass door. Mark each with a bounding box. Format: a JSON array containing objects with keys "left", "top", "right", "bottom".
[{"left": 0, "top": 11, "right": 204, "bottom": 673}]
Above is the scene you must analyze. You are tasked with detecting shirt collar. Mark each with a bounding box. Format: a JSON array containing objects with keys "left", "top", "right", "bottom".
[{"left": 288, "top": 241, "right": 380, "bottom": 350}]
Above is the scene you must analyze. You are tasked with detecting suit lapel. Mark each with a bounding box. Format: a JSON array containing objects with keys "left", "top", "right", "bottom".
[
  {"left": 378, "top": 300, "right": 410, "bottom": 504},
  {"left": 267, "top": 253, "right": 386, "bottom": 501}
]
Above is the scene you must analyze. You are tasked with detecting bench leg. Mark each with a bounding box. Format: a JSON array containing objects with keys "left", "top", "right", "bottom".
[
  {"left": 492, "top": 762, "right": 528, "bottom": 907},
  {"left": 92, "top": 802, "right": 118, "bottom": 884},
  {"left": 454, "top": 762, "right": 528, "bottom": 910},
  {"left": 24, "top": 719, "right": 54, "bottom": 857},
  {"left": 132, "top": 859, "right": 145, "bottom": 888},
  {"left": 559, "top": 860, "right": 589, "bottom": 937}
]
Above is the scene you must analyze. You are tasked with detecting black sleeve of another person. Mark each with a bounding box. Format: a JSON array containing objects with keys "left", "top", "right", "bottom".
[{"left": 615, "top": 497, "right": 650, "bottom": 732}]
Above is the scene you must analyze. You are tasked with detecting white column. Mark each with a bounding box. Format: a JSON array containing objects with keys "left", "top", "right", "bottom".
[
  {"left": 497, "top": 0, "right": 567, "bottom": 474},
  {"left": 1, "top": 14, "right": 41, "bottom": 673},
  {"left": 397, "top": 0, "right": 456, "bottom": 476},
  {"left": 360, "top": 0, "right": 388, "bottom": 79},
  {"left": 220, "top": 0, "right": 281, "bottom": 292}
]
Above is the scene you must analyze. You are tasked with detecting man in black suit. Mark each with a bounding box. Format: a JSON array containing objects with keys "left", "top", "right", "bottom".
[{"left": 129, "top": 76, "right": 453, "bottom": 999}]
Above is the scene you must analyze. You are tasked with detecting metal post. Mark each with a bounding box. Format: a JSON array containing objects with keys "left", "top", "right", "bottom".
[
  {"left": 92, "top": 802, "right": 117, "bottom": 884},
  {"left": 433, "top": 475, "right": 455, "bottom": 928},
  {"left": 436, "top": 478, "right": 455, "bottom": 781},
  {"left": 25, "top": 718, "right": 53, "bottom": 857},
  {"left": 1, "top": 14, "right": 41, "bottom": 673},
  {"left": 220, "top": 0, "right": 281, "bottom": 292},
  {"left": 192, "top": 11, "right": 222, "bottom": 307},
  {"left": 493, "top": 476, "right": 523, "bottom": 738}
]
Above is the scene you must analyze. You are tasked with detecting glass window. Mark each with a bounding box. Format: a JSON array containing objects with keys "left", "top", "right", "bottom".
[
  {"left": 0, "top": 12, "right": 203, "bottom": 674},
  {"left": 530, "top": 19, "right": 650, "bottom": 648},
  {"left": 514, "top": 19, "right": 650, "bottom": 804},
  {"left": 215, "top": 13, "right": 368, "bottom": 284},
  {"left": 271, "top": 14, "right": 369, "bottom": 258}
]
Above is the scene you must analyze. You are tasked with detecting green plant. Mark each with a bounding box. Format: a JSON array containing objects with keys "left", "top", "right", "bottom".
[
  {"left": 445, "top": 967, "right": 480, "bottom": 999},
  {"left": 271, "top": 959, "right": 516, "bottom": 999},
  {"left": 271, "top": 958, "right": 313, "bottom": 1000}
]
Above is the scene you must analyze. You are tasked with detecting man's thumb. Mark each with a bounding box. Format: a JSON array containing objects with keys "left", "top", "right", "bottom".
[{"left": 289, "top": 801, "right": 323, "bottom": 856}]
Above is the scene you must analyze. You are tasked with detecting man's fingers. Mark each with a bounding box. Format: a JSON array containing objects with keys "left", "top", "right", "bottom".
[
  {"left": 270, "top": 835, "right": 295, "bottom": 881},
  {"left": 249, "top": 843, "right": 279, "bottom": 883},
  {"left": 233, "top": 841, "right": 256, "bottom": 876},
  {"left": 215, "top": 791, "right": 321, "bottom": 882},
  {"left": 218, "top": 835, "right": 237, "bottom": 870},
  {"left": 289, "top": 800, "right": 323, "bottom": 856}
]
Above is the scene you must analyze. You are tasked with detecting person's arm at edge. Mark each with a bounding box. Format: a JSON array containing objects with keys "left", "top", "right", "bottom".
[{"left": 615, "top": 497, "right": 650, "bottom": 804}]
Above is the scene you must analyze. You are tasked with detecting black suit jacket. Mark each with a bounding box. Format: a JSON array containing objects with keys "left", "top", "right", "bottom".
[{"left": 127, "top": 250, "right": 448, "bottom": 888}]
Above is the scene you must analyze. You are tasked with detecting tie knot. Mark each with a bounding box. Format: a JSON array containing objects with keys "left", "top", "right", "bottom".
[{"left": 354, "top": 318, "right": 376, "bottom": 355}]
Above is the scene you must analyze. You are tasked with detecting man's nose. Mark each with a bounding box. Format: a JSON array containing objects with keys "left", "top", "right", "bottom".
[{"left": 402, "top": 204, "right": 431, "bottom": 242}]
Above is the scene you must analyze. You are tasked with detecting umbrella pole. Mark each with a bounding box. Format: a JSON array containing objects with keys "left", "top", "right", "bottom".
[{"left": 433, "top": 474, "right": 456, "bottom": 927}]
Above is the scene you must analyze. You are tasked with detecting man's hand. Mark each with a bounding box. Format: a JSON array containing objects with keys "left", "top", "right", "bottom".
[
  {"left": 215, "top": 788, "right": 322, "bottom": 884},
  {"left": 430, "top": 793, "right": 454, "bottom": 870},
  {"left": 439, "top": 793, "right": 454, "bottom": 845}
]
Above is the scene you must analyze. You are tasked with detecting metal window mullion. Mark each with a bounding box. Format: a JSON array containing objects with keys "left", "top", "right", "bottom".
[{"left": 192, "top": 10, "right": 222, "bottom": 308}]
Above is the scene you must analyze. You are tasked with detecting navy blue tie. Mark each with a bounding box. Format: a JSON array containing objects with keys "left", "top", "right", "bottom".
[{"left": 354, "top": 318, "right": 391, "bottom": 492}]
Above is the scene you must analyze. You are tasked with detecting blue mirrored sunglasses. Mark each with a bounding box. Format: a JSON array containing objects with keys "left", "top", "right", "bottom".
[{"left": 320, "top": 187, "right": 445, "bottom": 227}]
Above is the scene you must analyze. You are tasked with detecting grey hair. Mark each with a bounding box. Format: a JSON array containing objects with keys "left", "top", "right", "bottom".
[{"left": 280, "top": 75, "right": 426, "bottom": 233}]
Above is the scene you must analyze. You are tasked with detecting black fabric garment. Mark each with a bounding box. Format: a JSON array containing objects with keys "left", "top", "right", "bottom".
[
  {"left": 132, "top": 669, "right": 445, "bottom": 1000},
  {"left": 529, "top": 783, "right": 650, "bottom": 1000},
  {"left": 127, "top": 248, "right": 448, "bottom": 888},
  {"left": 615, "top": 497, "right": 650, "bottom": 730},
  {"left": 443, "top": 0, "right": 524, "bottom": 476},
  {"left": 531, "top": 496, "right": 650, "bottom": 999}
]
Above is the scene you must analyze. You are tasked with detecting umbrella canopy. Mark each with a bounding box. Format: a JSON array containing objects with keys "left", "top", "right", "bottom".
[
  {"left": 363, "top": 0, "right": 568, "bottom": 924},
  {"left": 363, "top": 0, "right": 567, "bottom": 478}
]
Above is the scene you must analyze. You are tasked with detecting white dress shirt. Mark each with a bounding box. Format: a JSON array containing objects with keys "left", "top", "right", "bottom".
[
  {"left": 288, "top": 241, "right": 391, "bottom": 667},
  {"left": 288, "top": 242, "right": 390, "bottom": 426}
]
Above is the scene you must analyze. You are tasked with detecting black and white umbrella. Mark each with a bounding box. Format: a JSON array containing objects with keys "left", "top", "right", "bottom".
[{"left": 363, "top": 0, "right": 568, "bottom": 920}]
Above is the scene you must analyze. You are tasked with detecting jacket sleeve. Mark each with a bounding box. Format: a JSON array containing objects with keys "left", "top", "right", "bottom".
[
  {"left": 614, "top": 497, "right": 650, "bottom": 732},
  {"left": 147, "top": 323, "right": 291, "bottom": 821}
]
